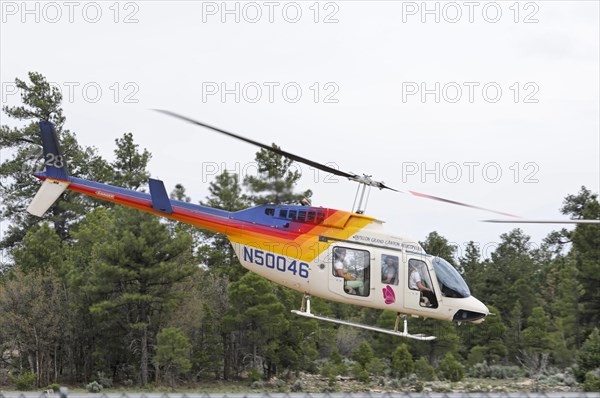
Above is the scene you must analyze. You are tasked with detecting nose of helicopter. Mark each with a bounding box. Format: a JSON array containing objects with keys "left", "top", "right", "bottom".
[{"left": 453, "top": 296, "right": 490, "bottom": 324}]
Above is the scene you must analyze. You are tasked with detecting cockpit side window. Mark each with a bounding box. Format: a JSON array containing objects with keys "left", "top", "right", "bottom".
[{"left": 408, "top": 258, "right": 438, "bottom": 308}]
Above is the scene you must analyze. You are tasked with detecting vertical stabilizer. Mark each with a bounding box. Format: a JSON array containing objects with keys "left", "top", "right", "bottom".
[
  {"left": 27, "top": 121, "right": 71, "bottom": 217},
  {"left": 39, "top": 120, "right": 69, "bottom": 180}
]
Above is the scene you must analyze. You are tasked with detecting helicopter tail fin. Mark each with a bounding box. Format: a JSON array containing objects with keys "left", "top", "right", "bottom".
[
  {"left": 27, "top": 120, "right": 71, "bottom": 217},
  {"left": 38, "top": 120, "right": 69, "bottom": 180}
]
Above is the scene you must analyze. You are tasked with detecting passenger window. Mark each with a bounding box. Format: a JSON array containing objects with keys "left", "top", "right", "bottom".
[
  {"left": 332, "top": 247, "right": 370, "bottom": 297},
  {"left": 381, "top": 255, "right": 399, "bottom": 285},
  {"left": 316, "top": 212, "right": 325, "bottom": 224},
  {"left": 307, "top": 211, "right": 316, "bottom": 222},
  {"left": 289, "top": 210, "right": 297, "bottom": 220},
  {"left": 298, "top": 211, "right": 306, "bottom": 222},
  {"left": 279, "top": 210, "right": 288, "bottom": 218}
]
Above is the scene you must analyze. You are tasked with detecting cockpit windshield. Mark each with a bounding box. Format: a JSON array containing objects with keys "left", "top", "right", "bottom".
[{"left": 432, "top": 257, "right": 471, "bottom": 298}]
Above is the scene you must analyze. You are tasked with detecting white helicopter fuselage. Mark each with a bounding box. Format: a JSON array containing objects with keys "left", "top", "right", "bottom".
[{"left": 231, "top": 213, "right": 489, "bottom": 324}]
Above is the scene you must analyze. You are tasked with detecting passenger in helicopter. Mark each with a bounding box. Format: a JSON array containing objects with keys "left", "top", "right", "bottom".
[
  {"left": 382, "top": 255, "right": 398, "bottom": 285},
  {"left": 409, "top": 261, "right": 438, "bottom": 308},
  {"left": 333, "top": 248, "right": 365, "bottom": 296}
]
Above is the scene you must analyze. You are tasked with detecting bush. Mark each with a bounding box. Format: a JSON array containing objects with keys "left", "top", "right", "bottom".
[
  {"left": 335, "top": 361, "right": 349, "bottom": 376},
  {"left": 321, "top": 362, "right": 336, "bottom": 378},
  {"left": 47, "top": 383, "right": 60, "bottom": 393},
  {"left": 249, "top": 368, "right": 261, "bottom": 383},
  {"left": 438, "top": 353, "right": 464, "bottom": 382},
  {"left": 583, "top": 369, "right": 600, "bottom": 392},
  {"left": 290, "top": 380, "right": 303, "bottom": 392},
  {"left": 86, "top": 381, "right": 103, "bottom": 393},
  {"left": 467, "top": 346, "right": 487, "bottom": 366},
  {"left": 11, "top": 372, "right": 36, "bottom": 391},
  {"left": 391, "top": 344, "right": 414, "bottom": 379},
  {"left": 468, "top": 361, "right": 490, "bottom": 378},
  {"left": 367, "top": 357, "right": 386, "bottom": 377},
  {"left": 352, "top": 341, "right": 374, "bottom": 369},
  {"left": 274, "top": 378, "right": 287, "bottom": 392},
  {"left": 414, "top": 357, "right": 436, "bottom": 381},
  {"left": 489, "top": 365, "right": 523, "bottom": 379},
  {"left": 414, "top": 380, "right": 424, "bottom": 392},
  {"left": 469, "top": 361, "right": 524, "bottom": 379},
  {"left": 356, "top": 369, "right": 370, "bottom": 383},
  {"left": 96, "top": 371, "right": 113, "bottom": 388},
  {"left": 576, "top": 328, "right": 600, "bottom": 382}
]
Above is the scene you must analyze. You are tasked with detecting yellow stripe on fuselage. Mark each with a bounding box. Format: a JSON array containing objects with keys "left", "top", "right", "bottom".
[{"left": 228, "top": 210, "right": 375, "bottom": 262}]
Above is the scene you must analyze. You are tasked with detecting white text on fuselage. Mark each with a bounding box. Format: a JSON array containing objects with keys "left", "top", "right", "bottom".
[
  {"left": 352, "top": 234, "right": 400, "bottom": 247},
  {"left": 351, "top": 235, "right": 420, "bottom": 251}
]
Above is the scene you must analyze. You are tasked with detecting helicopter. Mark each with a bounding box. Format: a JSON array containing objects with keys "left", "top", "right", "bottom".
[{"left": 27, "top": 111, "right": 600, "bottom": 341}]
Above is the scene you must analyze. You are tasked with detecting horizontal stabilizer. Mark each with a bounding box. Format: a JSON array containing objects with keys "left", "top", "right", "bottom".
[
  {"left": 149, "top": 178, "right": 173, "bottom": 214},
  {"left": 27, "top": 179, "right": 70, "bottom": 217}
]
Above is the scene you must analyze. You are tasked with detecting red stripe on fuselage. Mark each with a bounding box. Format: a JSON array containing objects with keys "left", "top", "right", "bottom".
[{"left": 67, "top": 180, "right": 309, "bottom": 241}]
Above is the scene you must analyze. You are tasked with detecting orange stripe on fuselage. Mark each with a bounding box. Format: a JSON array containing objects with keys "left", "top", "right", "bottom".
[{"left": 59, "top": 177, "right": 375, "bottom": 263}]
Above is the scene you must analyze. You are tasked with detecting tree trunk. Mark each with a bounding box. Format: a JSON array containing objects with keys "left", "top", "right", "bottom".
[
  {"left": 222, "top": 333, "right": 229, "bottom": 380},
  {"left": 140, "top": 322, "right": 148, "bottom": 385}
]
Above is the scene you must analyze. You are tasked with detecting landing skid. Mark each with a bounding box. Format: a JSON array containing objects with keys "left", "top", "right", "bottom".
[{"left": 292, "top": 295, "right": 436, "bottom": 341}]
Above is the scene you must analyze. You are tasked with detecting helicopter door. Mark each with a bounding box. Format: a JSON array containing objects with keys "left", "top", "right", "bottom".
[
  {"left": 405, "top": 257, "right": 439, "bottom": 310},
  {"left": 329, "top": 246, "right": 371, "bottom": 298}
]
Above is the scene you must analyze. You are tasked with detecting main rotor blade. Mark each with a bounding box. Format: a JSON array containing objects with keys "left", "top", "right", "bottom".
[
  {"left": 407, "top": 190, "right": 519, "bottom": 218},
  {"left": 483, "top": 219, "right": 600, "bottom": 224},
  {"left": 155, "top": 109, "right": 398, "bottom": 191}
]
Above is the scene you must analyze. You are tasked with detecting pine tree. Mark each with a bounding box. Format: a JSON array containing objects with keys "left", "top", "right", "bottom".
[
  {"left": 110, "top": 132, "right": 151, "bottom": 190},
  {"left": 84, "top": 207, "right": 195, "bottom": 385},
  {"left": 244, "top": 144, "right": 311, "bottom": 205},
  {"left": 1, "top": 72, "right": 112, "bottom": 250},
  {"left": 561, "top": 187, "right": 600, "bottom": 335},
  {"left": 198, "top": 170, "right": 249, "bottom": 280}
]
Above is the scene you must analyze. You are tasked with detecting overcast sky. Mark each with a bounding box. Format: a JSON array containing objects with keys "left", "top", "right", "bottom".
[{"left": 1, "top": 1, "right": 598, "bottom": 260}]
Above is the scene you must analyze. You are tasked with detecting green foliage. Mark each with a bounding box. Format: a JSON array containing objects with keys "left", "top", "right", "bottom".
[
  {"left": 110, "top": 132, "right": 151, "bottom": 190},
  {"left": 1, "top": 72, "right": 112, "bottom": 251},
  {"left": 155, "top": 327, "right": 192, "bottom": 384},
  {"left": 352, "top": 341, "right": 374, "bottom": 369},
  {"left": 290, "top": 380, "right": 304, "bottom": 392},
  {"left": 198, "top": 171, "right": 249, "bottom": 280},
  {"left": 47, "top": 383, "right": 60, "bottom": 392},
  {"left": 414, "top": 357, "right": 436, "bottom": 381},
  {"left": 244, "top": 144, "right": 311, "bottom": 205},
  {"left": 320, "top": 362, "right": 335, "bottom": 378},
  {"left": 561, "top": 187, "right": 600, "bottom": 332},
  {"left": 576, "top": 328, "right": 600, "bottom": 382},
  {"left": 420, "top": 231, "right": 457, "bottom": 266},
  {"left": 249, "top": 368, "right": 261, "bottom": 382},
  {"left": 438, "top": 353, "right": 465, "bottom": 382},
  {"left": 366, "top": 357, "right": 385, "bottom": 377},
  {"left": 10, "top": 372, "right": 36, "bottom": 390},
  {"left": 391, "top": 344, "right": 414, "bottom": 379},
  {"left": 583, "top": 369, "right": 600, "bottom": 392},
  {"left": 2, "top": 72, "right": 600, "bottom": 388},
  {"left": 468, "top": 362, "right": 524, "bottom": 379},
  {"left": 329, "top": 347, "right": 343, "bottom": 365},
  {"left": 522, "top": 307, "right": 552, "bottom": 351},
  {"left": 414, "top": 380, "right": 424, "bottom": 392},
  {"left": 85, "top": 381, "right": 103, "bottom": 393}
]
